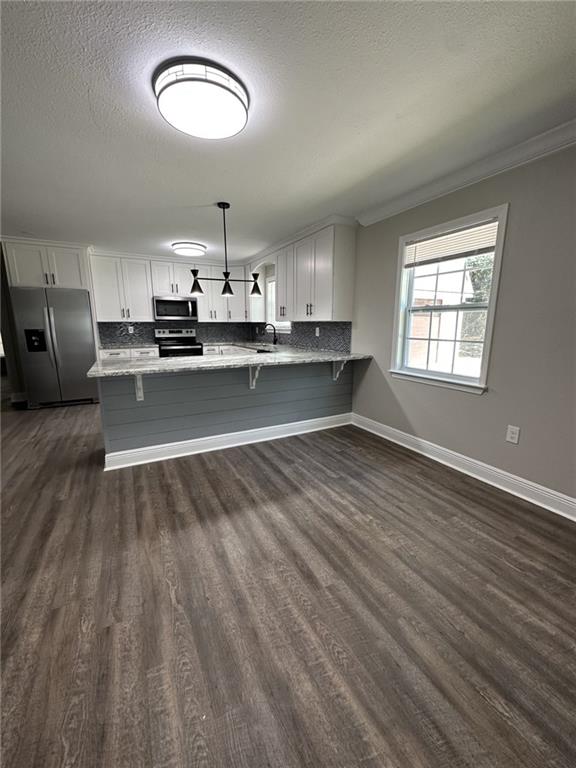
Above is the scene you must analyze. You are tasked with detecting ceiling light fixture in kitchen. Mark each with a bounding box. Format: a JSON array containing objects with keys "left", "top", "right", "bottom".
[
  {"left": 172, "top": 242, "right": 206, "bottom": 258},
  {"left": 189, "top": 202, "right": 261, "bottom": 297},
  {"left": 153, "top": 58, "right": 249, "bottom": 139}
]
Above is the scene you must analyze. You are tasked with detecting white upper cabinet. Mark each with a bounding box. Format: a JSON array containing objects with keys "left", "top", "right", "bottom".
[
  {"left": 92, "top": 255, "right": 153, "bottom": 321},
  {"left": 194, "top": 264, "right": 234, "bottom": 322},
  {"left": 294, "top": 238, "right": 315, "bottom": 321},
  {"left": 293, "top": 225, "right": 355, "bottom": 321},
  {"left": 151, "top": 261, "right": 174, "bottom": 295},
  {"left": 4, "top": 242, "right": 89, "bottom": 289},
  {"left": 173, "top": 263, "right": 195, "bottom": 296},
  {"left": 4, "top": 243, "right": 49, "bottom": 287},
  {"left": 91, "top": 256, "right": 125, "bottom": 321},
  {"left": 275, "top": 246, "right": 294, "bottom": 321},
  {"left": 121, "top": 259, "right": 153, "bottom": 321},
  {"left": 46, "top": 247, "right": 89, "bottom": 289},
  {"left": 151, "top": 261, "right": 196, "bottom": 296},
  {"left": 226, "top": 266, "right": 247, "bottom": 321}
]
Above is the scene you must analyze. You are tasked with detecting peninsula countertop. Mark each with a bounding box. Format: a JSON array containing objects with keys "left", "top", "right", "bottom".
[{"left": 87, "top": 345, "right": 371, "bottom": 378}]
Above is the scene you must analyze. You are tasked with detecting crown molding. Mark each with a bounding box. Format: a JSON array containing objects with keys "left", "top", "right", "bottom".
[
  {"left": 247, "top": 214, "right": 358, "bottom": 267},
  {"left": 0, "top": 234, "right": 93, "bottom": 249},
  {"left": 358, "top": 119, "right": 576, "bottom": 227},
  {"left": 90, "top": 248, "right": 228, "bottom": 267}
]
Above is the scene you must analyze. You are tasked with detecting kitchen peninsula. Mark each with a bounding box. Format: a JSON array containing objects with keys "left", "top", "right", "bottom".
[{"left": 88, "top": 345, "right": 371, "bottom": 469}]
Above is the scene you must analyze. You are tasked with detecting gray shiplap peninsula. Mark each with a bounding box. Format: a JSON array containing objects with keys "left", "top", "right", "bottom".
[{"left": 87, "top": 346, "right": 371, "bottom": 469}]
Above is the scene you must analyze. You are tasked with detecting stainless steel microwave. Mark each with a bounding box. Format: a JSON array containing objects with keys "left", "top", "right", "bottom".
[{"left": 153, "top": 296, "right": 198, "bottom": 321}]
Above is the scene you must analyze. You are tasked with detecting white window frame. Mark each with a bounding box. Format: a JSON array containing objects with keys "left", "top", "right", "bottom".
[{"left": 390, "top": 204, "right": 508, "bottom": 394}]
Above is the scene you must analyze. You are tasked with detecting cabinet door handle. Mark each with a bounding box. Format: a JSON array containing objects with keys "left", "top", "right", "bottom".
[
  {"left": 51, "top": 273, "right": 56, "bottom": 285},
  {"left": 126, "top": 308, "right": 130, "bottom": 318},
  {"left": 305, "top": 303, "right": 309, "bottom": 316},
  {"left": 228, "top": 309, "right": 231, "bottom": 320},
  {"left": 209, "top": 310, "right": 213, "bottom": 319},
  {"left": 309, "top": 303, "right": 313, "bottom": 316},
  {"left": 121, "top": 308, "right": 125, "bottom": 318},
  {"left": 176, "top": 283, "right": 179, "bottom": 293},
  {"left": 214, "top": 310, "right": 217, "bottom": 320},
  {"left": 171, "top": 283, "right": 174, "bottom": 293},
  {"left": 44, "top": 273, "right": 49, "bottom": 285}
]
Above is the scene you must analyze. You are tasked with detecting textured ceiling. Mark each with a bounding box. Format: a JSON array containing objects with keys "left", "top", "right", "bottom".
[{"left": 2, "top": 1, "right": 575, "bottom": 261}]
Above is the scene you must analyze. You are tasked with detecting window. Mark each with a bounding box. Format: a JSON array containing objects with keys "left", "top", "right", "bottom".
[
  {"left": 266, "top": 277, "right": 276, "bottom": 324},
  {"left": 391, "top": 205, "right": 508, "bottom": 392}
]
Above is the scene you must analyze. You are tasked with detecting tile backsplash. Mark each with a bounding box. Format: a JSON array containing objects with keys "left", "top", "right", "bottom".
[
  {"left": 256, "top": 322, "right": 352, "bottom": 353},
  {"left": 98, "top": 322, "right": 253, "bottom": 347},
  {"left": 98, "top": 321, "right": 352, "bottom": 353}
]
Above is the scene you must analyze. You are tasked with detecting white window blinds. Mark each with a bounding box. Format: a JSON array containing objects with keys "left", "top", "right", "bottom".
[{"left": 403, "top": 219, "right": 499, "bottom": 269}]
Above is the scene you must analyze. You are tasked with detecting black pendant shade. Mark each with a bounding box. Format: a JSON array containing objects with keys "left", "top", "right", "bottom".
[
  {"left": 189, "top": 202, "right": 261, "bottom": 300},
  {"left": 190, "top": 269, "right": 204, "bottom": 296},
  {"left": 221, "top": 272, "right": 234, "bottom": 296},
  {"left": 250, "top": 274, "right": 262, "bottom": 296}
]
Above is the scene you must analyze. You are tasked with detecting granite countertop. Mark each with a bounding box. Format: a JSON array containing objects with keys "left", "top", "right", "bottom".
[{"left": 87, "top": 345, "right": 371, "bottom": 378}]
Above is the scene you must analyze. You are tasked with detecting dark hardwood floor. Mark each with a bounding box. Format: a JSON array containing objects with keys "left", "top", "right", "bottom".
[{"left": 2, "top": 403, "right": 576, "bottom": 768}]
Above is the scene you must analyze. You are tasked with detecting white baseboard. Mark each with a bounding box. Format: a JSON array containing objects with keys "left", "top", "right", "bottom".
[
  {"left": 351, "top": 413, "right": 576, "bottom": 523},
  {"left": 105, "top": 412, "right": 353, "bottom": 471}
]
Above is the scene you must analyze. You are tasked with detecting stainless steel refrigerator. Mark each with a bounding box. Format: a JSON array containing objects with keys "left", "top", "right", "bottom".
[{"left": 10, "top": 287, "right": 98, "bottom": 407}]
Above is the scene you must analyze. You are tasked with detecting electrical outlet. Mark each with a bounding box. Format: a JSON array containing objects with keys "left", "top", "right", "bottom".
[
  {"left": 506, "top": 425, "right": 520, "bottom": 444},
  {"left": 128, "top": 325, "right": 134, "bottom": 334},
  {"left": 315, "top": 327, "right": 320, "bottom": 337}
]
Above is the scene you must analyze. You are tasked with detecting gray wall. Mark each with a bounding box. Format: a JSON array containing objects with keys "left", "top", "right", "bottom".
[
  {"left": 352, "top": 147, "right": 576, "bottom": 496},
  {"left": 99, "top": 362, "right": 353, "bottom": 454}
]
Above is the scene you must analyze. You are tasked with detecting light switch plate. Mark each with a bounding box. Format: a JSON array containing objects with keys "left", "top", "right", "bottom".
[
  {"left": 315, "top": 327, "right": 320, "bottom": 337},
  {"left": 506, "top": 425, "right": 520, "bottom": 444},
  {"left": 128, "top": 325, "right": 134, "bottom": 334}
]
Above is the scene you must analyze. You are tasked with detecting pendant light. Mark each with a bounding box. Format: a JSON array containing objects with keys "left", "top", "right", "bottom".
[
  {"left": 188, "top": 202, "right": 261, "bottom": 298},
  {"left": 153, "top": 58, "right": 249, "bottom": 140}
]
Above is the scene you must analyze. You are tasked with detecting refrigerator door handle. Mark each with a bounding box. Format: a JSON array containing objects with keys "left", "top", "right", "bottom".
[
  {"left": 48, "top": 307, "right": 62, "bottom": 369},
  {"left": 43, "top": 307, "right": 57, "bottom": 368}
]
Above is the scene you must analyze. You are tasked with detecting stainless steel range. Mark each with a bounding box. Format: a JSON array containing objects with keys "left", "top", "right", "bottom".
[{"left": 155, "top": 328, "right": 203, "bottom": 357}]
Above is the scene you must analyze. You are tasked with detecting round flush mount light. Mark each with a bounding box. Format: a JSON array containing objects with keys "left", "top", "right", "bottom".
[
  {"left": 171, "top": 242, "right": 207, "bottom": 258},
  {"left": 153, "top": 57, "right": 249, "bottom": 139}
]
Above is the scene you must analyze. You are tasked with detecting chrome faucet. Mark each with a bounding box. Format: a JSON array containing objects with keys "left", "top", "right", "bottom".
[{"left": 262, "top": 323, "right": 278, "bottom": 344}]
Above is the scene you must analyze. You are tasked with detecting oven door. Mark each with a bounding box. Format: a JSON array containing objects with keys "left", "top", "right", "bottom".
[
  {"left": 159, "top": 344, "right": 203, "bottom": 358},
  {"left": 154, "top": 297, "right": 198, "bottom": 321}
]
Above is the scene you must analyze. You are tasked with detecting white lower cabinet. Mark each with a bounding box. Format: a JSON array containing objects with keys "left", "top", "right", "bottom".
[
  {"left": 99, "top": 347, "right": 158, "bottom": 360},
  {"left": 92, "top": 255, "right": 153, "bottom": 321}
]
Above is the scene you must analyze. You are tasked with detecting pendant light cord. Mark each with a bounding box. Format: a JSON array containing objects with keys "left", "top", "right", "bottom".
[{"left": 222, "top": 205, "right": 228, "bottom": 274}]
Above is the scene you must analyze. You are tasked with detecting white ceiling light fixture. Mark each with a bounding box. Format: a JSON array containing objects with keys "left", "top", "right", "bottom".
[
  {"left": 153, "top": 57, "right": 249, "bottom": 139},
  {"left": 171, "top": 241, "right": 207, "bottom": 258}
]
